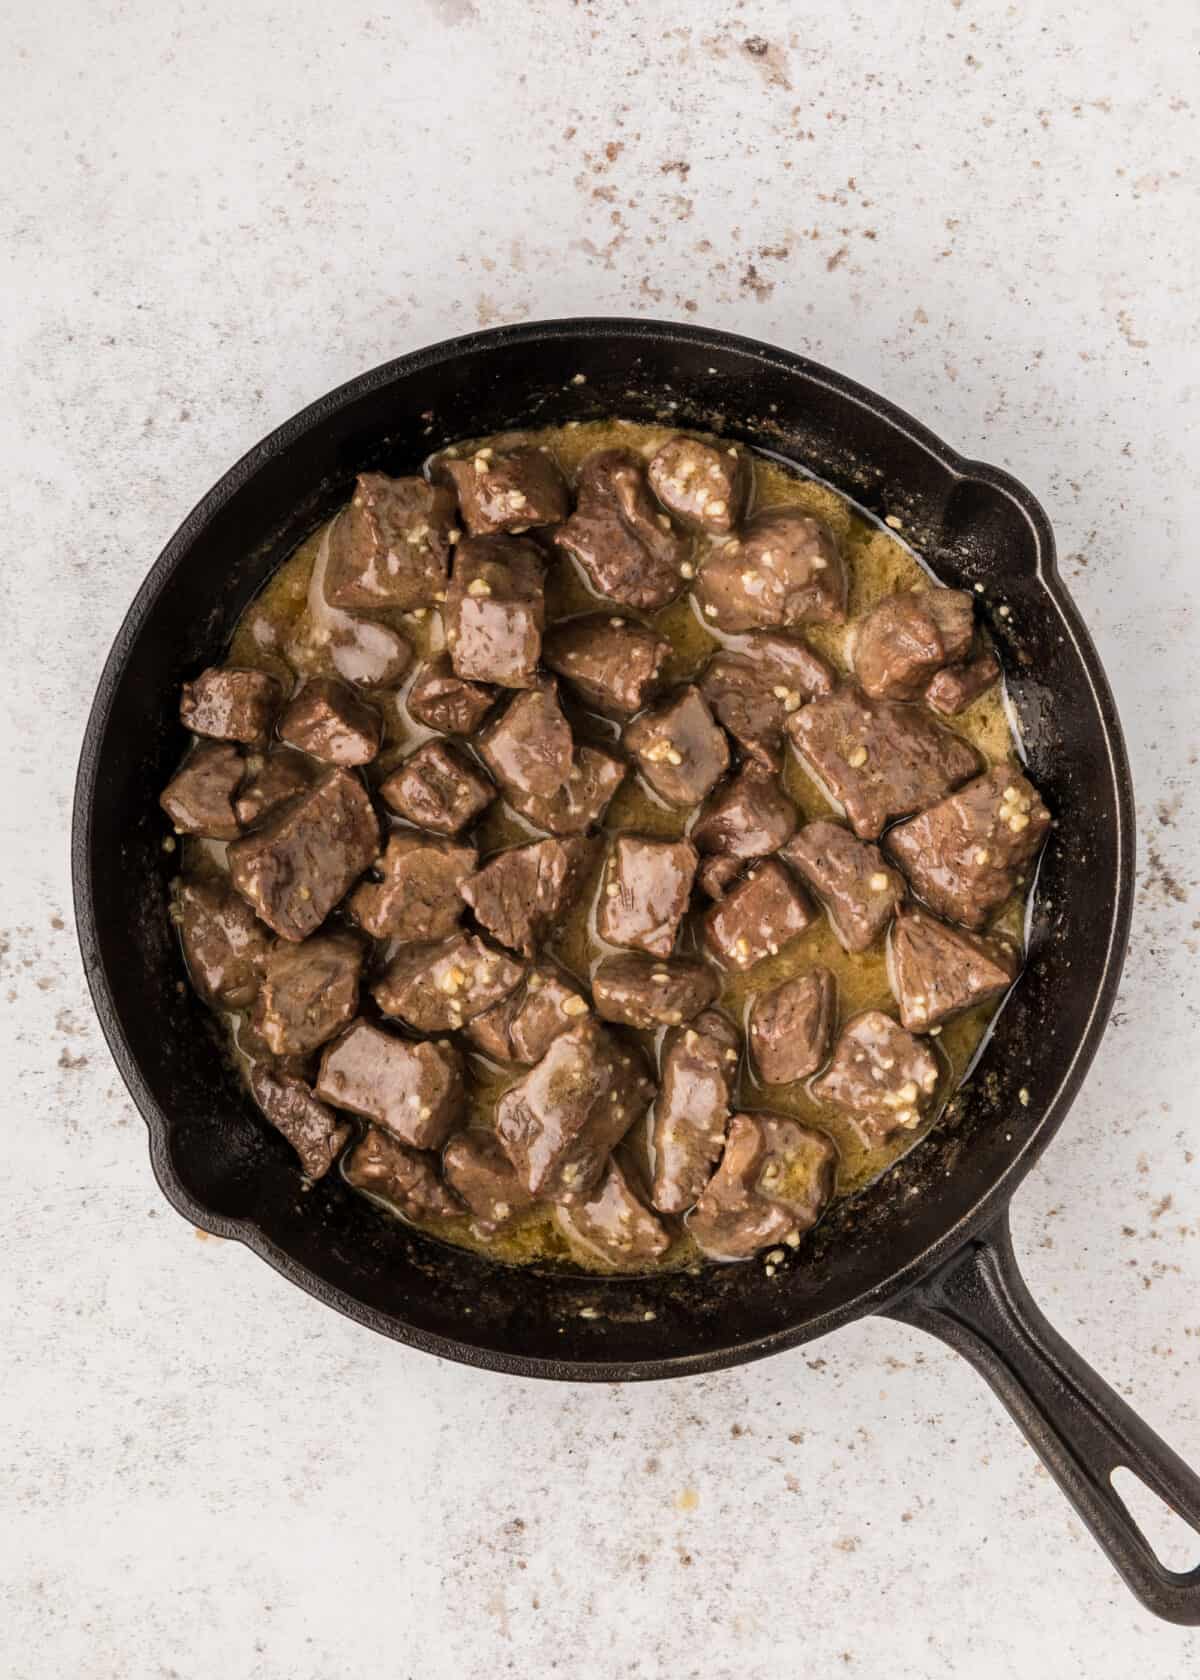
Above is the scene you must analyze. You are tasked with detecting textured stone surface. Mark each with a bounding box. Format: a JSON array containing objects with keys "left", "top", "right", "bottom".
[{"left": 2, "top": 2, "right": 1198, "bottom": 1675}]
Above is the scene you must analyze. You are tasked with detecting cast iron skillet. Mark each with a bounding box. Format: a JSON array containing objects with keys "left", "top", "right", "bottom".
[{"left": 72, "top": 319, "right": 1200, "bottom": 1622}]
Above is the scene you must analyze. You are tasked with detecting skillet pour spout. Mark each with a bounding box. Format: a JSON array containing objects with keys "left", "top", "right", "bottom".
[{"left": 72, "top": 318, "right": 1200, "bottom": 1622}]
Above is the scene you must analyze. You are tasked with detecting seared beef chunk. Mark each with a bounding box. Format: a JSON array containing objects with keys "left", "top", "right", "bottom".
[
  {"left": 623, "top": 686, "right": 729, "bottom": 806},
  {"left": 649, "top": 1011, "right": 740, "bottom": 1214},
  {"left": 592, "top": 953, "right": 719, "bottom": 1029},
  {"left": 379, "top": 740, "right": 494, "bottom": 836},
  {"left": 812, "top": 1010, "right": 940, "bottom": 1146},
  {"left": 444, "top": 534, "right": 545, "bottom": 688},
  {"left": 278, "top": 677, "right": 382, "bottom": 767},
  {"left": 781, "top": 819, "right": 905, "bottom": 952},
  {"left": 689, "top": 1113, "right": 836, "bottom": 1260},
  {"left": 557, "top": 1158, "right": 671, "bottom": 1269},
  {"left": 495, "top": 1019, "right": 653, "bottom": 1202},
  {"left": 647, "top": 435, "right": 751, "bottom": 535},
  {"left": 251, "top": 932, "right": 363, "bottom": 1056},
  {"left": 597, "top": 835, "right": 698, "bottom": 956},
  {"left": 249, "top": 1064, "right": 353, "bottom": 1180},
  {"left": 464, "top": 961, "right": 589, "bottom": 1063},
  {"left": 885, "top": 765, "right": 1050, "bottom": 928},
  {"left": 175, "top": 876, "right": 270, "bottom": 1009},
  {"left": 348, "top": 832, "right": 475, "bottom": 943},
  {"left": 788, "top": 684, "right": 980, "bottom": 840},
  {"left": 850, "top": 588, "right": 975, "bottom": 701},
  {"left": 478, "top": 684, "right": 574, "bottom": 801},
  {"left": 703, "top": 858, "right": 814, "bottom": 971},
  {"left": 555, "top": 448, "right": 689, "bottom": 610},
  {"left": 887, "top": 904, "right": 1018, "bottom": 1031},
  {"left": 749, "top": 967, "right": 836, "bottom": 1083},
  {"left": 503, "top": 744, "right": 626, "bottom": 835},
  {"left": 344, "top": 1127, "right": 463, "bottom": 1222},
  {"left": 697, "top": 852, "right": 742, "bottom": 900},
  {"left": 406, "top": 654, "right": 497, "bottom": 735},
  {"left": 691, "top": 765, "right": 797, "bottom": 861},
  {"left": 324, "top": 473, "right": 457, "bottom": 611},
  {"left": 316, "top": 1019, "right": 464, "bottom": 1149},
  {"left": 234, "top": 749, "right": 313, "bottom": 828},
  {"left": 699, "top": 633, "right": 834, "bottom": 770},
  {"left": 695, "top": 508, "right": 846, "bottom": 632},
  {"left": 437, "top": 444, "right": 569, "bottom": 536},
  {"left": 373, "top": 931, "right": 525, "bottom": 1033},
  {"left": 442, "top": 1132, "right": 537, "bottom": 1235},
  {"left": 925, "top": 651, "right": 1001, "bottom": 717},
  {"left": 228, "top": 767, "right": 379, "bottom": 941},
  {"left": 179, "top": 666, "right": 281, "bottom": 744},
  {"left": 542, "top": 614, "right": 670, "bottom": 717},
  {"left": 460, "top": 836, "right": 594, "bottom": 956},
  {"left": 327, "top": 617, "right": 413, "bottom": 690},
  {"left": 161, "top": 742, "right": 244, "bottom": 839}
]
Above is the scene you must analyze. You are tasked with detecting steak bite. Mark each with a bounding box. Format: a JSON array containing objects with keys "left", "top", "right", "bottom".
[
  {"left": 495, "top": 1018, "right": 653, "bottom": 1202},
  {"left": 649, "top": 1011, "right": 740, "bottom": 1215},
  {"left": 623, "top": 685, "right": 730, "bottom": 806},
  {"left": 788, "top": 683, "right": 980, "bottom": 840},
  {"left": 437, "top": 443, "right": 569, "bottom": 536},
  {"left": 460, "top": 836, "right": 595, "bottom": 956},
  {"left": 781, "top": 819, "right": 905, "bottom": 953},
  {"left": 327, "top": 616, "right": 413, "bottom": 691},
  {"left": 925, "top": 651, "right": 1001, "bottom": 717},
  {"left": 749, "top": 967, "right": 836, "bottom": 1084},
  {"left": 250, "top": 932, "right": 363, "bottom": 1057},
  {"left": 228, "top": 767, "right": 379, "bottom": 942},
  {"left": 811, "top": 1010, "right": 940, "bottom": 1146},
  {"left": 688, "top": 1113, "right": 837, "bottom": 1261},
  {"left": 646, "top": 435, "right": 751, "bottom": 535},
  {"left": 703, "top": 858, "right": 814, "bottom": 971},
  {"left": 478, "top": 684, "right": 574, "bottom": 802},
  {"left": 503, "top": 744, "right": 626, "bottom": 835},
  {"left": 699, "top": 633, "right": 835, "bottom": 770},
  {"left": 324, "top": 473, "right": 457, "bottom": 611},
  {"left": 557, "top": 1158, "right": 671, "bottom": 1270},
  {"left": 179, "top": 666, "right": 281, "bottom": 744},
  {"left": 597, "top": 834, "right": 699, "bottom": 957},
  {"left": 405, "top": 653, "right": 497, "bottom": 736},
  {"left": 887, "top": 905, "right": 1019, "bottom": 1032},
  {"left": 348, "top": 832, "right": 475, "bottom": 943},
  {"left": 697, "top": 852, "right": 743, "bottom": 900},
  {"left": 691, "top": 765, "right": 797, "bottom": 861},
  {"left": 379, "top": 740, "right": 494, "bottom": 836},
  {"left": 373, "top": 932, "right": 525, "bottom": 1033},
  {"left": 695, "top": 508, "right": 847, "bottom": 632},
  {"left": 316, "top": 1019, "right": 464, "bottom": 1149},
  {"left": 175, "top": 876, "right": 270, "bottom": 1009},
  {"left": 850, "top": 588, "right": 975, "bottom": 701},
  {"left": 344, "top": 1127, "right": 464, "bottom": 1222},
  {"left": 442, "top": 1132, "right": 537, "bottom": 1236},
  {"left": 277, "top": 677, "right": 382, "bottom": 767},
  {"left": 234, "top": 749, "right": 314, "bottom": 829},
  {"left": 592, "top": 953, "right": 719, "bottom": 1030},
  {"left": 249, "top": 1065, "right": 353, "bottom": 1180},
  {"left": 555, "top": 448, "right": 690, "bottom": 610},
  {"left": 464, "top": 960, "right": 589, "bottom": 1064},
  {"left": 885, "top": 765, "right": 1051, "bottom": 928},
  {"left": 542, "top": 614, "right": 670, "bottom": 717},
  {"left": 161, "top": 742, "right": 244, "bottom": 839},
  {"left": 444, "top": 534, "right": 546, "bottom": 688}
]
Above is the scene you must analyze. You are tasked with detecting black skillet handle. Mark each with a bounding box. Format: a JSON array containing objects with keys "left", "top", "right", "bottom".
[{"left": 883, "top": 1209, "right": 1200, "bottom": 1624}]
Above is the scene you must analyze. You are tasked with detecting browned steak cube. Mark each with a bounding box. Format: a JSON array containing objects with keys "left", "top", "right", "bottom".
[
  {"left": 781, "top": 819, "right": 905, "bottom": 952},
  {"left": 695, "top": 509, "right": 846, "bottom": 632},
  {"left": 249, "top": 1064, "right": 353, "bottom": 1180},
  {"left": 697, "top": 853, "right": 743, "bottom": 900},
  {"left": 161, "top": 742, "right": 244, "bottom": 839},
  {"left": 811, "top": 1010, "right": 940, "bottom": 1146},
  {"left": 622, "top": 685, "right": 730, "bottom": 806},
  {"left": 373, "top": 931, "right": 525, "bottom": 1032},
  {"left": 405, "top": 653, "right": 497, "bottom": 735},
  {"left": 699, "top": 632, "right": 834, "bottom": 770},
  {"left": 179, "top": 666, "right": 281, "bottom": 744},
  {"left": 557, "top": 1158, "right": 671, "bottom": 1269},
  {"left": 887, "top": 905, "right": 1019, "bottom": 1031},
  {"left": 688, "top": 1113, "right": 837, "bottom": 1260},
  {"left": 174, "top": 876, "right": 270, "bottom": 1009},
  {"left": 348, "top": 832, "right": 475, "bottom": 943},
  {"left": 460, "top": 836, "right": 595, "bottom": 956},
  {"left": 442, "top": 1132, "right": 538, "bottom": 1235},
  {"left": 444, "top": 534, "right": 545, "bottom": 688},
  {"left": 278, "top": 677, "right": 382, "bottom": 767},
  {"left": 592, "top": 953, "right": 719, "bottom": 1029},
  {"left": 542, "top": 613, "right": 670, "bottom": 717},
  {"left": 749, "top": 967, "right": 836, "bottom": 1084},
  {"left": 464, "top": 961, "right": 590, "bottom": 1063},
  {"left": 646, "top": 435, "right": 752, "bottom": 535},
  {"left": 228, "top": 767, "right": 379, "bottom": 941},
  {"left": 850, "top": 588, "right": 975, "bottom": 701},
  {"left": 691, "top": 765, "right": 797, "bottom": 860},
  {"left": 437, "top": 443, "right": 569, "bottom": 536},
  {"left": 324, "top": 473, "right": 457, "bottom": 611},
  {"left": 925, "top": 651, "right": 1001, "bottom": 717},
  {"left": 555, "top": 448, "right": 690, "bottom": 610},
  {"left": 597, "top": 834, "right": 698, "bottom": 956},
  {"left": 326, "top": 615, "right": 413, "bottom": 690},
  {"left": 315, "top": 1019, "right": 464, "bottom": 1149},
  {"left": 788, "top": 684, "right": 980, "bottom": 840},
  {"left": 250, "top": 932, "right": 363, "bottom": 1056},
  {"left": 703, "top": 858, "right": 814, "bottom": 971},
  {"left": 379, "top": 740, "right": 494, "bottom": 837},
  {"left": 503, "top": 744, "right": 626, "bottom": 835},
  {"left": 495, "top": 1018, "right": 653, "bottom": 1202},
  {"left": 344, "top": 1127, "right": 464, "bottom": 1222},
  {"left": 649, "top": 1011, "right": 740, "bottom": 1214},
  {"left": 885, "top": 765, "right": 1051, "bottom": 928},
  {"left": 478, "top": 684, "right": 574, "bottom": 801},
  {"left": 233, "top": 749, "right": 314, "bottom": 828}
]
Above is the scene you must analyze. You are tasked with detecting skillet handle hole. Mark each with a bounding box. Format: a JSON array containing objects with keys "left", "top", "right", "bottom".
[{"left": 1110, "top": 1466, "right": 1200, "bottom": 1573}]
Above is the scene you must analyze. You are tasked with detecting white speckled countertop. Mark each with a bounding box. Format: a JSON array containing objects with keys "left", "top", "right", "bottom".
[{"left": 2, "top": 1, "right": 1198, "bottom": 1673}]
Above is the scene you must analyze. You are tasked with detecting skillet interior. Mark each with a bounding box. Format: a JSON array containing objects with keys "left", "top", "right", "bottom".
[{"left": 72, "top": 319, "right": 1133, "bottom": 1378}]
